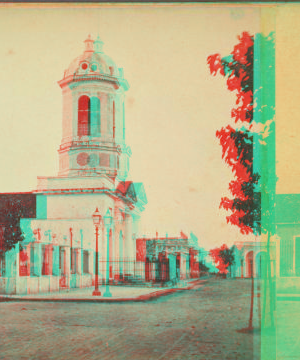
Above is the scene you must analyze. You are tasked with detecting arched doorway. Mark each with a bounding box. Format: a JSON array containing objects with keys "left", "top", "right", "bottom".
[
  {"left": 157, "top": 252, "right": 169, "bottom": 282},
  {"left": 245, "top": 251, "right": 254, "bottom": 278},
  {"left": 176, "top": 254, "right": 181, "bottom": 280},
  {"left": 256, "top": 251, "right": 267, "bottom": 278}
]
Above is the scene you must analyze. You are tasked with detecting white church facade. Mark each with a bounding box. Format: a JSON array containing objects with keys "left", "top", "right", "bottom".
[{"left": 0, "top": 36, "right": 147, "bottom": 295}]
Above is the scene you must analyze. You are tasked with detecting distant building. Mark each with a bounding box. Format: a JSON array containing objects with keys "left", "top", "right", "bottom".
[
  {"left": 275, "top": 194, "right": 300, "bottom": 294},
  {"left": 230, "top": 193, "right": 300, "bottom": 296},
  {"left": 230, "top": 240, "right": 276, "bottom": 279},
  {"left": 136, "top": 232, "right": 201, "bottom": 281}
]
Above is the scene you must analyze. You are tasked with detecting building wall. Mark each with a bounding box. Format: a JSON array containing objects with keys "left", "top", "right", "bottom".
[
  {"left": 231, "top": 241, "right": 276, "bottom": 279},
  {"left": 36, "top": 176, "right": 113, "bottom": 191},
  {"left": 0, "top": 191, "right": 139, "bottom": 294},
  {"left": 44, "top": 193, "right": 112, "bottom": 220},
  {"left": 276, "top": 223, "right": 300, "bottom": 293}
]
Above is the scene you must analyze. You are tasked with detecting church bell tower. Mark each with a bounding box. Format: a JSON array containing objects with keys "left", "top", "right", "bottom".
[{"left": 57, "top": 35, "right": 131, "bottom": 182}]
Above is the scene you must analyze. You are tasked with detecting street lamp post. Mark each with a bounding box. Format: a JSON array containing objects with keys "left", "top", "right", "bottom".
[
  {"left": 92, "top": 208, "right": 102, "bottom": 296},
  {"left": 69, "top": 228, "right": 73, "bottom": 274},
  {"left": 103, "top": 209, "right": 112, "bottom": 297}
]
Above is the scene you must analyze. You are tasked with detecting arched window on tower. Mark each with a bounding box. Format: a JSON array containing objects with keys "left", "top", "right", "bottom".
[
  {"left": 90, "top": 97, "right": 101, "bottom": 136},
  {"left": 78, "top": 95, "right": 90, "bottom": 136}
]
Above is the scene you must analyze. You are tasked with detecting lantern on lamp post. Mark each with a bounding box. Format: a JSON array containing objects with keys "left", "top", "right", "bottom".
[
  {"left": 92, "top": 208, "right": 102, "bottom": 296},
  {"left": 103, "top": 208, "right": 113, "bottom": 297}
]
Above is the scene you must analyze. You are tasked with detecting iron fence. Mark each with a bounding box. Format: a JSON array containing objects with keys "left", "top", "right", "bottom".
[{"left": 97, "top": 258, "right": 174, "bottom": 286}]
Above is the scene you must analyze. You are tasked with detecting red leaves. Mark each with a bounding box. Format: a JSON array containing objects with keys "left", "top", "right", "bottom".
[
  {"left": 228, "top": 180, "right": 245, "bottom": 199},
  {"left": 227, "top": 68, "right": 253, "bottom": 123},
  {"left": 231, "top": 95, "right": 253, "bottom": 123},
  {"left": 209, "top": 32, "right": 255, "bottom": 235},
  {"left": 220, "top": 197, "right": 234, "bottom": 211},
  {"left": 226, "top": 212, "right": 253, "bottom": 235},
  {"left": 209, "top": 244, "right": 230, "bottom": 274},
  {"left": 227, "top": 74, "right": 242, "bottom": 92},
  {"left": 216, "top": 123, "right": 254, "bottom": 233},
  {"left": 216, "top": 125, "right": 237, "bottom": 162},
  {"left": 207, "top": 33, "right": 254, "bottom": 124},
  {"left": 216, "top": 126, "right": 251, "bottom": 183},
  {"left": 207, "top": 54, "right": 222, "bottom": 76},
  {"left": 233, "top": 32, "right": 254, "bottom": 65}
]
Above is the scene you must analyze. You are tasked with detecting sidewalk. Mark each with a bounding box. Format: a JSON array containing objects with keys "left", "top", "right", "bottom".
[{"left": 0, "top": 278, "right": 206, "bottom": 303}]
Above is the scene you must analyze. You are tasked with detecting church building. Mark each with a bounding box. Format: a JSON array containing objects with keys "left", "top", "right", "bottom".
[{"left": 0, "top": 36, "right": 147, "bottom": 295}]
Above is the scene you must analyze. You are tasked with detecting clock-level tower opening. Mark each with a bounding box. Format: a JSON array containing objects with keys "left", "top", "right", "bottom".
[{"left": 55, "top": 35, "right": 132, "bottom": 181}]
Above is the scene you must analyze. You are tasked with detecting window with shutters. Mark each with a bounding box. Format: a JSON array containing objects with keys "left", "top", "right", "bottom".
[
  {"left": 30, "top": 245, "right": 35, "bottom": 276},
  {"left": 78, "top": 95, "right": 90, "bottom": 136},
  {"left": 83, "top": 251, "right": 89, "bottom": 274},
  {"left": 19, "top": 247, "right": 28, "bottom": 276},
  {"left": 71, "top": 249, "right": 76, "bottom": 274},
  {"left": 90, "top": 97, "right": 101, "bottom": 136},
  {"left": 59, "top": 247, "right": 65, "bottom": 275},
  {"left": 41, "top": 244, "right": 47, "bottom": 275}
]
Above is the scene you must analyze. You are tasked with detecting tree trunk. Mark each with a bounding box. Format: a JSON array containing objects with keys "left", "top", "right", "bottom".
[
  {"left": 262, "top": 230, "right": 275, "bottom": 329},
  {"left": 261, "top": 230, "right": 276, "bottom": 360},
  {"left": 248, "top": 272, "right": 254, "bottom": 330}
]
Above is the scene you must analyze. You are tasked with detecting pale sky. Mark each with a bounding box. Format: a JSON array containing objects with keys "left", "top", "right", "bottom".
[{"left": 1, "top": 4, "right": 294, "bottom": 251}]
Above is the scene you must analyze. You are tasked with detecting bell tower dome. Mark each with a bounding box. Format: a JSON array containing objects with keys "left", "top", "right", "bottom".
[{"left": 57, "top": 35, "right": 131, "bottom": 182}]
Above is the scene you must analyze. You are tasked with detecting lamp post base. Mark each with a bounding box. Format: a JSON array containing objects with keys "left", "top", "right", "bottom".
[
  {"left": 92, "top": 290, "right": 101, "bottom": 296},
  {"left": 103, "top": 288, "right": 112, "bottom": 297}
]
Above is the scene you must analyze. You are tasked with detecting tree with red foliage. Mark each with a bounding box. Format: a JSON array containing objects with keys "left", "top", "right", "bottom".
[
  {"left": 207, "top": 32, "right": 260, "bottom": 235},
  {"left": 208, "top": 32, "right": 276, "bottom": 339},
  {"left": 210, "top": 244, "right": 235, "bottom": 276},
  {"left": 208, "top": 32, "right": 260, "bottom": 334}
]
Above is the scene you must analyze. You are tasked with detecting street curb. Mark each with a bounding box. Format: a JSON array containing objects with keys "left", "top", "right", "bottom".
[{"left": 0, "top": 279, "right": 205, "bottom": 303}]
